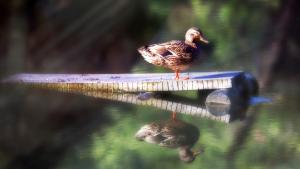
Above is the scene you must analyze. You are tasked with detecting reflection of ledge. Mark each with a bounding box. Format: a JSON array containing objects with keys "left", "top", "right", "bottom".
[
  {"left": 3, "top": 71, "right": 241, "bottom": 92},
  {"left": 2, "top": 71, "right": 262, "bottom": 124},
  {"left": 77, "top": 91, "right": 230, "bottom": 123}
]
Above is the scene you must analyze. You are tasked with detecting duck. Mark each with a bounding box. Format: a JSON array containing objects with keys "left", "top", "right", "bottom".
[
  {"left": 138, "top": 27, "right": 209, "bottom": 80},
  {"left": 135, "top": 119, "right": 203, "bottom": 163}
]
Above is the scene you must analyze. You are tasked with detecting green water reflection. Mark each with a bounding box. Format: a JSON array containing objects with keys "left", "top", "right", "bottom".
[
  {"left": 56, "top": 87, "right": 299, "bottom": 169},
  {"left": 0, "top": 80, "right": 299, "bottom": 169}
]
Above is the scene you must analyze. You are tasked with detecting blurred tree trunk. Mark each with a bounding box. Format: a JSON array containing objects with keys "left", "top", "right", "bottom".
[
  {"left": 5, "top": 0, "right": 27, "bottom": 75},
  {"left": 258, "top": 0, "right": 298, "bottom": 88}
]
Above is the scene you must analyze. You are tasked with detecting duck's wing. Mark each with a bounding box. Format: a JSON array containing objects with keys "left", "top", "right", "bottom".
[
  {"left": 148, "top": 40, "right": 190, "bottom": 57},
  {"left": 146, "top": 43, "right": 173, "bottom": 58},
  {"left": 163, "top": 40, "right": 193, "bottom": 57},
  {"left": 159, "top": 135, "right": 186, "bottom": 148}
]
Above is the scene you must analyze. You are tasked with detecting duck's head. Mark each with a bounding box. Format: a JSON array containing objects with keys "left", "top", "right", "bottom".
[
  {"left": 178, "top": 146, "right": 203, "bottom": 163},
  {"left": 185, "top": 27, "right": 209, "bottom": 44}
]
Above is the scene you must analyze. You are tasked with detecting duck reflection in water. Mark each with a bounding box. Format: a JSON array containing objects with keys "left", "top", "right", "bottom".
[{"left": 135, "top": 117, "right": 203, "bottom": 163}]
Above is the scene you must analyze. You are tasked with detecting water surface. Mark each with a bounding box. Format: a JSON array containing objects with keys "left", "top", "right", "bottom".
[{"left": 1, "top": 81, "right": 299, "bottom": 169}]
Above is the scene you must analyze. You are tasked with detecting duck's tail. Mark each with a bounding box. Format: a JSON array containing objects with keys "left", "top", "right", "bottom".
[
  {"left": 137, "top": 46, "right": 157, "bottom": 64},
  {"left": 137, "top": 45, "right": 150, "bottom": 55}
]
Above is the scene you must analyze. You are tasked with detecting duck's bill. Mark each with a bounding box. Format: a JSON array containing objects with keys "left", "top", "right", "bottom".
[
  {"left": 193, "top": 147, "right": 205, "bottom": 156},
  {"left": 200, "top": 37, "right": 209, "bottom": 44}
]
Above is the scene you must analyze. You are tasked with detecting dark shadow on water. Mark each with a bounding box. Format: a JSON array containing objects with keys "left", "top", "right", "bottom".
[{"left": 0, "top": 86, "right": 112, "bottom": 169}]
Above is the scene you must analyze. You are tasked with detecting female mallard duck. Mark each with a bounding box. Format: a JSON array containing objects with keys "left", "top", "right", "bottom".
[
  {"left": 135, "top": 119, "right": 203, "bottom": 163},
  {"left": 138, "top": 27, "right": 209, "bottom": 80}
]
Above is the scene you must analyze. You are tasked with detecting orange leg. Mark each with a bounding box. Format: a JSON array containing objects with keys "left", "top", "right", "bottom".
[
  {"left": 172, "top": 111, "right": 177, "bottom": 120},
  {"left": 174, "top": 70, "right": 189, "bottom": 80},
  {"left": 175, "top": 70, "right": 180, "bottom": 80}
]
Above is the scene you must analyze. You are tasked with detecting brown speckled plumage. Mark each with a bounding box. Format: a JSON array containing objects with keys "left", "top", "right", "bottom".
[
  {"left": 135, "top": 119, "right": 202, "bottom": 163},
  {"left": 138, "top": 27, "right": 208, "bottom": 76}
]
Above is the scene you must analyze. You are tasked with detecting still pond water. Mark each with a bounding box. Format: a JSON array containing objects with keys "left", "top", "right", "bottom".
[{"left": 0, "top": 80, "right": 299, "bottom": 169}]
